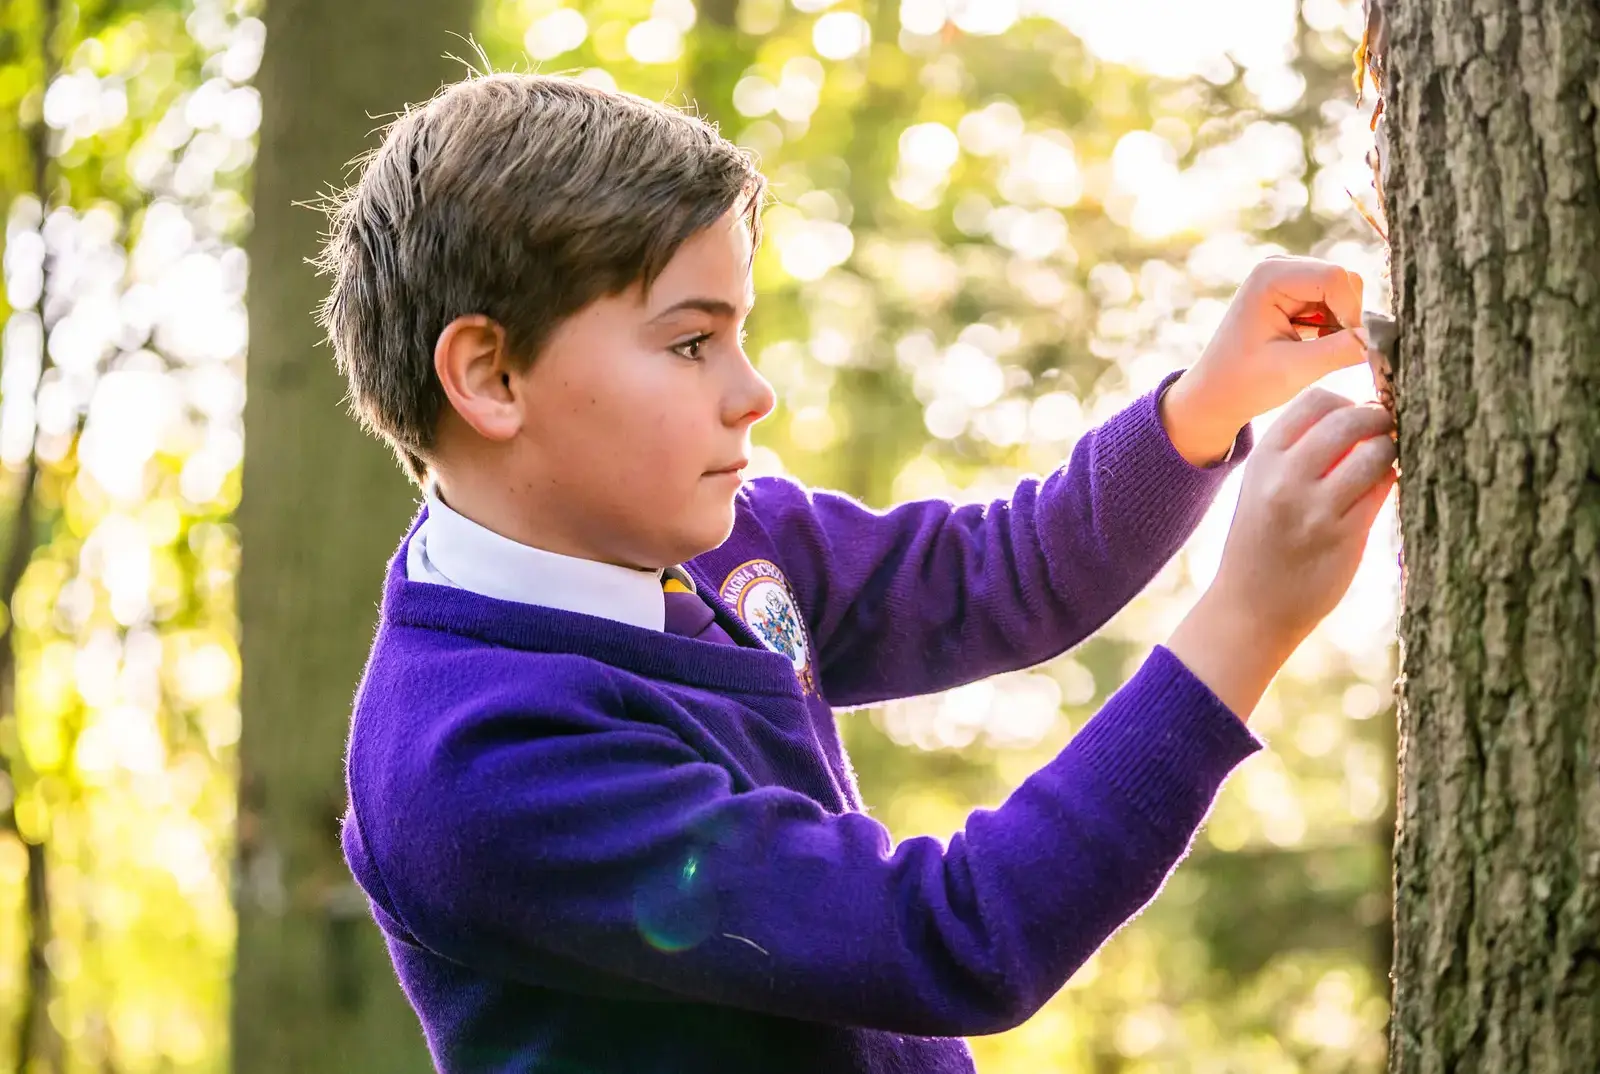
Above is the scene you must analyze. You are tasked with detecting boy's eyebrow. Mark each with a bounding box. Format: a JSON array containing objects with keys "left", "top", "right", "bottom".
[{"left": 648, "top": 293, "right": 757, "bottom": 323}]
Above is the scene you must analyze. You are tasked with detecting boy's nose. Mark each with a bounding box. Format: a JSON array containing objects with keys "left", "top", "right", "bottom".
[{"left": 726, "top": 359, "right": 776, "bottom": 427}]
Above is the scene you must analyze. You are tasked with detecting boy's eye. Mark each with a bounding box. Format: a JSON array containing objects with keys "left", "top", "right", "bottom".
[
  {"left": 673, "top": 333, "right": 712, "bottom": 361},
  {"left": 671, "top": 322, "right": 749, "bottom": 362}
]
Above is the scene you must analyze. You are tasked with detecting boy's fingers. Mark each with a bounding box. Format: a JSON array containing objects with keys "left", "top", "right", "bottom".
[
  {"left": 1288, "top": 404, "right": 1395, "bottom": 478},
  {"left": 1249, "top": 258, "right": 1364, "bottom": 330},
  {"left": 1325, "top": 432, "right": 1398, "bottom": 514},
  {"left": 1263, "top": 328, "right": 1370, "bottom": 385},
  {"left": 1344, "top": 464, "right": 1397, "bottom": 532},
  {"left": 1260, "top": 387, "right": 1354, "bottom": 452},
  {"left": 1344, "top": 268, "right": 1364, "bottom": 320}
]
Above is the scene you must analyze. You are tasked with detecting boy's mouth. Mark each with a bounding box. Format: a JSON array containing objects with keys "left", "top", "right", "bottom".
[{"left": 706, "top": 458, "right": 748, "bottom": 476}]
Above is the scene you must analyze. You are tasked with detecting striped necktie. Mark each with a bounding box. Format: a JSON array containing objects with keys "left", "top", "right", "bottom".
[{"left": 661, "top": 570, "right": 739, "bottom": 646}]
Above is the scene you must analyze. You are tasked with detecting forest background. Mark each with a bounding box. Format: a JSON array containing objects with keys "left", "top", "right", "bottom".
[{"left": 0, "top": 0, "right": 1402, "bottom": 1070}]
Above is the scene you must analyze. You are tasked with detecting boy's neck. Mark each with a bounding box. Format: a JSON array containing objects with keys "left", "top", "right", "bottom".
[
  {"left": 427, "top": 466, "right": 646, "bottom": 571},
  {"left": 435, "top": 483, "right": 614, "bottom": 566}
]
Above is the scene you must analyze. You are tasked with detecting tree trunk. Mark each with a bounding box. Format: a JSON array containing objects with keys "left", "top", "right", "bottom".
[
  {"left": 234, "top": 0, "right": 474, "bottom": 1070},
  {"left": 1384, "top": 1, "right": 1600, "bottom": 1070}
]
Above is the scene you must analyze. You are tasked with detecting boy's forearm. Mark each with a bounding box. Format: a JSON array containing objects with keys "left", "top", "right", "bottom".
[
  {"left": 1165, "top": 590, "right": 1297, "bottom": 724},
  {"left": 740, "top": 375, "right": 1251, "bottom": 707}
]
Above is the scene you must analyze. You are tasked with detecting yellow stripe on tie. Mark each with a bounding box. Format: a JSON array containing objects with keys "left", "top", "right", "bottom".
[{"left": 662, "top": 577, "right": 692, "bottom": 594}]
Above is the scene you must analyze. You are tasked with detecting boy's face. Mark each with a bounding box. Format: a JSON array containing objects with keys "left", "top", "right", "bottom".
[{"left": 499, "top": 208, "right": 775, "bottom": 570}]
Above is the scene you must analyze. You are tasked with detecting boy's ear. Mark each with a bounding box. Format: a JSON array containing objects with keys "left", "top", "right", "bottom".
[{"left": 434, "top": 314, "right": 523, "bottom": 443}]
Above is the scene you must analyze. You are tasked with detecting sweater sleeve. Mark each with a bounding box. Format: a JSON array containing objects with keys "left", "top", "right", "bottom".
[
  {"left": 739, "top": 373, "right": 1252, "bottom": 708},
  {"left": 364, "top": 647, "right": 1261, "bottom": 1037}
]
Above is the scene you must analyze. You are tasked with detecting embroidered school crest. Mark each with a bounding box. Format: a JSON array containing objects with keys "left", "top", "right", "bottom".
[{"left": 720, "top": 559, "right": 817, "bottom": 695}]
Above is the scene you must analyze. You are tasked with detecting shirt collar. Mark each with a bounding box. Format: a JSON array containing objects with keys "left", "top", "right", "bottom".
[{"left": 413, "top": 485, "right": 672, "bottom": 632}]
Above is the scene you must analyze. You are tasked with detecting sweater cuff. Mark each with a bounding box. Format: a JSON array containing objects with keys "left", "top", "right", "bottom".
[
  {"left": 1069, "top": 645, "right": 1263, "bottom": 836},
  {"left": 1089, "top": 370, "right": 1254, "bottom": 553}
]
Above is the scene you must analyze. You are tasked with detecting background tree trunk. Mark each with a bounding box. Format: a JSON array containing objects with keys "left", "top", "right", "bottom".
[
  {"left": 1385, "top": 1, "right": 1600, "bottom": 1070},
  {"left": 234, "top": 0, "right": 474, "bottom": 1070}
]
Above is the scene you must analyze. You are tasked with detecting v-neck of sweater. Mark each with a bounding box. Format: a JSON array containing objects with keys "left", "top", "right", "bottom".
[{"left": 383, "top": 510, "right": 806, "bottom": 698}]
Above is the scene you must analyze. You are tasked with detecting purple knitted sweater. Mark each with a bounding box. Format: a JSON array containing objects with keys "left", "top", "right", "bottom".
[{"left": 341, "top": 378, "right": 1263, "bottom": 1073}]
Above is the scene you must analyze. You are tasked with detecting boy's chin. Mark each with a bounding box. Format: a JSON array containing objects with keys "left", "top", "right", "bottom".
[
  {"left": 675, "top": 504, "right": 737, "bottom": 562},
  {"left": 636, "top": 508, "right": 733, "bottom": 569}
]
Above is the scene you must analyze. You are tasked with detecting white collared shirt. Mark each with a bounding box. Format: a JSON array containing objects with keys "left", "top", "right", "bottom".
[{"left": 406, "top": 486, "right": 677, "bottom": 631}]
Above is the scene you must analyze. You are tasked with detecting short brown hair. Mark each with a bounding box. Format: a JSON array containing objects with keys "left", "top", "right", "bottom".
[{"left": 315, "top": 73, "right": 767, "bottom": 484}]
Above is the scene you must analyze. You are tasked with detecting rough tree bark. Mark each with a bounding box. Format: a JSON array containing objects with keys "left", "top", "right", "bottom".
[
  {"left": 1384, "top": 1, "right": 1600, "bottom": 1070},
  {"left": 233, "top": 0, "right": 474, "bottom": 1070}
]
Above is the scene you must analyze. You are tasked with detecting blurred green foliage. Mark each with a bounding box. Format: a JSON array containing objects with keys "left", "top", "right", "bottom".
[{"left": 0, "top": 0, "right": 1397, "bottom": 1070}]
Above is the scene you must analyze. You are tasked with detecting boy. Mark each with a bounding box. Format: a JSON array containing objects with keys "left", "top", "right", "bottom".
[{"left": 324, "top": 74, "right": 1396, "bottom": 1073}]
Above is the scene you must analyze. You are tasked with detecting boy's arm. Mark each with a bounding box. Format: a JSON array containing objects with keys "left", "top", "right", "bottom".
[
  {"left": 358, "top": 648, "right": 1261, "bottom": 1037},
  {"left": 744, "top": 373, "right": 1250, "bottom": 707}
]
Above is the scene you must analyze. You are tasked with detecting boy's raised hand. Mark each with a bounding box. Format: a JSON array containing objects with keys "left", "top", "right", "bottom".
[
  {"left": 1167, "top": 387, "right": 1397, "bottom": 721},
  {"left": 1161, "top": 256, "right": 1371, "bottom": 466}
]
